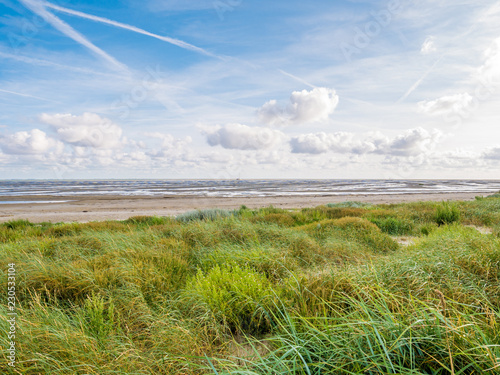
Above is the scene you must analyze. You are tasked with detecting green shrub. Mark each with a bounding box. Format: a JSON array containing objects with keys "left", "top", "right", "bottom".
[
  {"left": 0, "top": 227, "right": 23, "bottom": 243},
  {"left": 200, "top": 245, "right": 298, "bottom": 281},
  {"left": 45, "top": 223, "right": 84, "bottom": 237},
  {"left": 257, "top": 206, "right": 288, "bottom": 215},
  {"left": 326, "top": 201, "right": 372, "bottom": 208},
  {"left": 2, "top": 219, "right": 33, "bottom": 229},
  {"left": 487, "top": 191, "right": 500, "bottom": 198},
  {"left": 176, "top": 209, "right": 234, "bottom": 222},
  {"left": 302, "top": 217, "right": 398, "bottom": 253},
  {"left": 124, "top": 215, "right": 169, "bottom": 226},
  {"left": 419, "top": 223, "right": 438, "bottom": 236},
  {"left": 76, "top": 292, "right": 118, "bottom": 343},
  {"left": 183, "top": 264, "right": 280, "bottom": 334},
  {"left": 252, "top": 213, "right": 295, "bottom": 227},
  {"left": 435, "top": 201, "right": 461, "bottom": 226},
  {"left": 369, "top": 217, "right": 413, "bottom": 236}
]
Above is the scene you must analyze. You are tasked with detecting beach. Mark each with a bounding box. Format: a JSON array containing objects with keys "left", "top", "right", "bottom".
[{"left": 0, "top": 192, "right": 484, "bottom": 223}]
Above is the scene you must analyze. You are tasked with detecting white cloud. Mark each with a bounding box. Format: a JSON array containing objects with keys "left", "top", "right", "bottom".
[
  {"left": 290, "top": 133, "right": 332, "bottom": 154},
  {"left": 290, "top": 128, "right": 442, "bottom": 157},
  {"left": 40, "top": 112, "right": 125, "bottom": 149},
  {"left": 258, "top": 87, "right": 339, "bottom": 126},
  {"left": 0, "top": 129, "right": 64, "bottom": 155},
  {"left": 377, "top": 127, "right": 442, "bottom": 157},
  {"left": 478, "top": 36, "right": 500, "bottom": 86},
  {"left": 429, "top": 149, "right": 484, "bottom": 169},
  {"left": 202, "top": 123, "right": 285, "bottom": 150},
  {"left": 290, "top": 132, "right": 363, "bottom": 154},
  {"left": 418, "top": 93, "right": 474, "bottom": 116},
  {"left": 421, "top": 36, "right": 436, "bottom": 54}
]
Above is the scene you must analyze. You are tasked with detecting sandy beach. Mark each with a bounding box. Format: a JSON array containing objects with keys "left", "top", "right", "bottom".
[{"left": 0, "top": 192, "right": 484, "bottom": 223}]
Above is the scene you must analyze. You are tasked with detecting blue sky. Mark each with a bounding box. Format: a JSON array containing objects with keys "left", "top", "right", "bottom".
[{"left": 0, "top": 0, "right": 499, "bottom": 179}]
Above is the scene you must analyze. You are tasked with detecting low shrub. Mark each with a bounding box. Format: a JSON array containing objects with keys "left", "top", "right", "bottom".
[
  {"left": 302, "top": 217, "right": 398, "bottom": 253},
  {"left": 183, "top": 264, "right": 280, "bottom": 335},
  {"left": 252, "top": 213, "right": 295, "bottom": 227},
  {"left": 124, "top": 215, "right": 169, "bottom": 226},
  {"left": 326, "top": 201, "right": 372, "bottom": 208},
  {"left": 75, "top": 292, "right": 118, "bottom": 343},
  {"left": 369, "top": 217, "right": 413, "bottom": 236},
  {"left": 435, "top": 201, "right": 461, "bottom": 226},
  {"left": 302, "top": 206, "right": 366, "bottom": 220},
  {"left": 487, "top": 191, "right": 500, "bottom": 198},
  {"left": 0, "top": 227, "right": 23, "bottom": 243},
  {"left": 2, "top": 219, "right": 33, "bottom": 229},
  {"left": 176, "top": 209, "right": 234, "bottom": 222},
  {"left": 45, "top": 223, "right": 84, "bottom": 237}
]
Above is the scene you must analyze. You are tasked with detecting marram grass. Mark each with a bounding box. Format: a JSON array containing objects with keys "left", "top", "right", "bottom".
[{"left": 1, "top": 197, "right": 500, "bottom": 374}]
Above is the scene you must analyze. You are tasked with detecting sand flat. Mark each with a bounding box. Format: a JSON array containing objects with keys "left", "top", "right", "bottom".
[{"left": 0, "top": 192, "right": 483, "bottom": 223}]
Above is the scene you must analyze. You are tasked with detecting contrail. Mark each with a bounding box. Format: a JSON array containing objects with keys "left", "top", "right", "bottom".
[
  {"left": 397, "top": 56, "right": 443, "bottom": 103},
  {"left": 278, "top": 69, "right": 316, "bottom": 89},
  {"left": 43, "top": 1, "right": 220, "bottom": 59},
  {"left": 19, "top": 0, "right": 129, "bottom": 73},
  {"left": 0, "top": 51, "right": 124, "bottom": 78},
  {"left": 0, "top": 88, "right": 56, "bottom": 102}
]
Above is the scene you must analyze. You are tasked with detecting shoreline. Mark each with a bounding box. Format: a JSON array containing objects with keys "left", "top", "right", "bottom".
[{"left": 0, "top": 192, "right": 485, "bottom": 223}]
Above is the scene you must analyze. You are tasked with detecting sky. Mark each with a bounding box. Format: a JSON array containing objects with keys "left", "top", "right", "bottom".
[{"left": 0, "top": 0, "right": 499, "bottom": 180}]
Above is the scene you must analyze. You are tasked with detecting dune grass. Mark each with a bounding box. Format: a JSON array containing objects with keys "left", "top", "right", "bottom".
[{"left": 1, "top": 197, "right": 500, "bottom": 374}]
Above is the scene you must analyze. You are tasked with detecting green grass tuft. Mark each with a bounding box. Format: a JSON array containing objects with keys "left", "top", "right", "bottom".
[
  {"left": 176, "top": 208, "right": 235, "bottom": 222},
  {"left": 435, "top": 201, "right": 461, "bottom": 226}
]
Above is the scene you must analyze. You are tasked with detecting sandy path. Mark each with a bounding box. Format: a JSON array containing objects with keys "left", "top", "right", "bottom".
[{"left": 0, "top": 192, "right": 483, "bottom": 223}]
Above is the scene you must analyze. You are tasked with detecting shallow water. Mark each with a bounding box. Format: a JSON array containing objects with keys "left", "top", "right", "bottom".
[{"left": 0, "top": 179, "right": 499, "bottom": 200}]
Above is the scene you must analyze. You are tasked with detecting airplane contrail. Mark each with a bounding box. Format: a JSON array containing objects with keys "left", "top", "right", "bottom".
[
  {"left": 397, "top": 56, "right": 443, "bottom": 103},
  {"left": 43, "top": 1, "right": 220, "bottom": 59},
  {"left": 0, "top": 88, "right": 57, "bottom": 102},
  {"left": 278, "top": 69, "right": 316, "bottom": 89},
  {"left": 19, "top": 0, "right": 129, "bottom": 73},
  {"left": 0, "top": 51, "right": 124, "bottom": 78}
]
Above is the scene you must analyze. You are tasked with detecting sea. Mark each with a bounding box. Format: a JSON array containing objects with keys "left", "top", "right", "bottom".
[{"left": 0, "top": 180, "right": 499, "bottom": 203}]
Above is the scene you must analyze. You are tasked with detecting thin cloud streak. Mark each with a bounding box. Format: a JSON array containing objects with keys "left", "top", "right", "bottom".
[
  {"left": 19, "top": 0, "right": 129, "bottom": 73},
  {"left": 43, "top": 1, "right": 220, "bottom": 59},
  {"left": 278, "top": 69, "right": 316, "bottom": 89},
  {"left": 0, "top": 51, "right": 125, "bottom": 78},
  {"left": 0, "top": 88, "right": 58, "bottom": 102},
  {"left": 397, "top": 56, "right": 443, "bottom": 103}
]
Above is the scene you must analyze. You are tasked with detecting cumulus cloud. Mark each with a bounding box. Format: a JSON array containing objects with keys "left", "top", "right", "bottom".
[
  {"left": 290, "top": 132, "right": 366, "bottom": 154},
  {"left": 40, "top": 112, "right": 125, "bottom": 149},
  {"left": 290, "top": 133, "right": 332, "bottom": 154},
  {"left": 290, "top": 127, "right": 442, "bottom": 157},
  {"left": 258, "top": 87, "right": 339, "bottom": 126},
  {"left": 421, "top": 36, "right": 436, "bottom": 54},
  {"left": 377, "top": 128, "right": 442, "bottom": 156},
  {"left": 0, "top": 129, "right": 64, "bottom": 155},
  {"left": 202, "top": 123, "right": 285, "bottom": 150},
  {"left": 418, "top": 93, "right": 474, "bottom": 116}
]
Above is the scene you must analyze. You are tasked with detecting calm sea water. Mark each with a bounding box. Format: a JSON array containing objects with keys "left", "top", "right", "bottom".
[{"left": 0, "top": 180, "right": 499, "bottom": 201}]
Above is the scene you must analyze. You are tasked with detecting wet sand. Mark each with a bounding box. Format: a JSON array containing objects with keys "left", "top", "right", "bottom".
[{"left": 0, "top": 192, "right": 484, "bottom": 223}]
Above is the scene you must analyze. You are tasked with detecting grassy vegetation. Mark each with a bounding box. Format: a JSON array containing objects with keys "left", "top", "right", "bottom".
[{"left": 1, "top": 197, "right": 500, "bottom": 374}]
